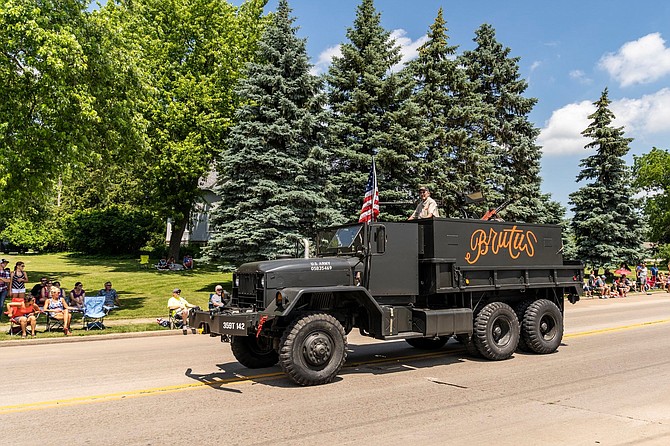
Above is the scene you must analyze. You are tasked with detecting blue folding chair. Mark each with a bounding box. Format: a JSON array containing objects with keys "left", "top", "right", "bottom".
[{"left": 82, "top": 295, "right": 107, "bottom": 330}]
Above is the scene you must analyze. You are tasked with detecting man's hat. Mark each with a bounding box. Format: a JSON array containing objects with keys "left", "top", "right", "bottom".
[
  {"left": 418, "top": 186, "right": 429, "bottom": 192},
  {"left": 0, "top": 259, "right": 8, "bottom": 264},
  {"left": 172, "top": 288, "right": 181, "bottom": 294}
]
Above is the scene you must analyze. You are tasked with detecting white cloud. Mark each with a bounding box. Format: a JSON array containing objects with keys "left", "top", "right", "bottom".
[
  {"left": 311, "top": 44, "right": 341, "bottom": 75},
  {"left": 569, "top": 69, "right": 592, "bottom": 85},
  {"left": 310, "top": 29, "right": 428, "bottom": 75},
  {"left": 610, "top": 88, "right": 670, "bottom": 133},
  {"left": 389, "top": 29, "right": 429, "bottom": 72},
  {"left": 539, "top": 88, "right": 670, "bottom": 156},
  {"left": 599, "top": 33, "right": 670, "bottom": 87},
  {"left": 538, "top": 101, "right": 594, "bottom": 156}
]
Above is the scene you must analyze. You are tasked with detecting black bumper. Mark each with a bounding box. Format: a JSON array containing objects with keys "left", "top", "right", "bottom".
[{"left": 189, "top": 309, "right": 260, "bottom": 337}]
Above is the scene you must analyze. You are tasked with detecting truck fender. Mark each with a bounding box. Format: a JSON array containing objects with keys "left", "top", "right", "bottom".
[{"left": 269, "top": 286, "right": 385, "bottom": 334}]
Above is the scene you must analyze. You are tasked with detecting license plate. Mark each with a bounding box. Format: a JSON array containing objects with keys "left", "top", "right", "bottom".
[{"left": 220, "top": 316, "right": 248, "bottom": 336}]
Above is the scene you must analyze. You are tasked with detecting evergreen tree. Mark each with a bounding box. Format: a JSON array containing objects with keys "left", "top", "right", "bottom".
[
  {"left": 460, "top": 24, "right": 554, "bottom": 222},
  {"left": 325, "top": 0, "right": 418, "bottom": 221},
  {"left": 206, "top": 0, "right": 338, "bottom": 264},
  {"left": 406, "top": 9, "right": 494, "bottom": 218},
  {"left": 569, "top": 88, "right": 642, "bottom": 269}
]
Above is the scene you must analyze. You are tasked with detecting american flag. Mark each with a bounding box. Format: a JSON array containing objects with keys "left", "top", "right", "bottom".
[{"left": 358, "top": 158, "right": 379, "bottom": 223}]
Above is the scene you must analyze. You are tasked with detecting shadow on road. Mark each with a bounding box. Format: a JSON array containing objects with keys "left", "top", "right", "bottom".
[{"left": 183, "top": 339, "right": 472, "bottom": 389}]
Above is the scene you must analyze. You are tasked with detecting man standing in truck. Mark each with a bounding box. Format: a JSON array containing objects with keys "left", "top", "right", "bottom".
[{"left": 408, "top": 186, "right": 440, "bottom": 220}]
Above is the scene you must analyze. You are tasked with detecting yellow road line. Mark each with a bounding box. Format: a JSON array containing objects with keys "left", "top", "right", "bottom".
[
  {"left": 564, "top": 318, "right": 670, "bottom": 338},
  {"left": 3, "top": 318, "right": 670, "bottom": 414}
]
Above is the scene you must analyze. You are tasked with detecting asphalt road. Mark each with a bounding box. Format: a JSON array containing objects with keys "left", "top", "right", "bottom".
[{"left": 2, "top": 293, "right": 670, "bottom": 446}]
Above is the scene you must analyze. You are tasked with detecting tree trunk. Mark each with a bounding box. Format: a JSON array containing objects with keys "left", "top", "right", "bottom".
[{"left": 168, "top": 212, "right": 190, "bottom": 261}]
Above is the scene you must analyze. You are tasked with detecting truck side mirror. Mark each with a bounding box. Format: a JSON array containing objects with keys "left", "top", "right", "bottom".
[{"left": 374, "top": 226, "right": 386, "bottom": 254}]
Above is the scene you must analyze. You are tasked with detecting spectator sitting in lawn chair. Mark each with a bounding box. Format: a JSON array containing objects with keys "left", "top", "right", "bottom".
[
  {"left": 6, "top": 295, "right": 41, "bottom": 338},
  {"left": 209, "top": 285, "right": 231, "bottom": 311},
  {"left": 69, "top": 282, "right": 86, "bottom": 309},
  {"left": 98, "top": 281, "right": 121, "bottom": 310},
  {"left": 168, "top": 288, "right": 197, "bottom": 334}
]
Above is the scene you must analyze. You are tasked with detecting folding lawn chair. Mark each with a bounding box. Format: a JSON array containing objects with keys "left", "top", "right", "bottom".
[
  {"left": 139, "top": 255, "right": 150, "bottom": 269},
  {"left": 45, "top": 312, "right": 64, "bottom": 332},
  {"left": 168, "top": 308, "right": 184, "bottom": 329},
  {"left": 82, "top": 295, "right": 107, "bottom": 330}
]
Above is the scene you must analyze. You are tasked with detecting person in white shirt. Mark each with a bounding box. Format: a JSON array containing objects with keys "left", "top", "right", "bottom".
[{"left": 408, "top": 186, "right": 439, "bottom": 220}]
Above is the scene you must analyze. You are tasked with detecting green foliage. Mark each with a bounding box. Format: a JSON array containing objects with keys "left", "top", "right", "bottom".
[
  {"left": 325, "top": 0, "right": 420, "bottom": 222},
  {"left": 633, "top": 147, "right": 670, "bottom": 244},
  {"left": 0, "top": 0, "right": 98, "bottom": 215},
  {"left": 63, "top": 206, "right": 163, "bottom": 255},
  {"left": 0, "top": 219, "right": 59, "bottom": 252},
  {"left": 655, "top": 244, "right": 670, "bottom": 267},
  {"left": 569, "top": 89, "right": 643, "bottom": 269},
  {"left": 207, "top": 0, "right": 339, "bottom": 263}
]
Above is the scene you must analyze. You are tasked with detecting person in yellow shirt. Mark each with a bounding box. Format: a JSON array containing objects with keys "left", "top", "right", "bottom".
[{"left": 167, "top": 288, "right": 197, "bottom": 334}]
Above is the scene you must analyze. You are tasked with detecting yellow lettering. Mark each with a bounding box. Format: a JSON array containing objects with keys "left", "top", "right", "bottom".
[{"left": 465, "top": 226, "right": 538, "bottom": 264}]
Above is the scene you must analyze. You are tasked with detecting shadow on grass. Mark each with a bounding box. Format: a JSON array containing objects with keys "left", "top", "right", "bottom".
[
  {"left": 60, "top": 254, "right": 226, "bottom": 274},
  {"left": 112, "top": 295, "right": 145, "bottom": 311}
]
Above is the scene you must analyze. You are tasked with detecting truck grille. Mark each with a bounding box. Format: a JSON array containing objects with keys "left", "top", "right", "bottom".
[
  {"left": 238, "top": 274, "right": 257, "bottom": 295},
  {"left": 235, "top": 273, "right": 265, "bottom": 310}
]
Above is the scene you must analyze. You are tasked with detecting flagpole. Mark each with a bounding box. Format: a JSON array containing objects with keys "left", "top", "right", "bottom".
[{"left": 370, "top": 156, "right": 376, "bottom": 222}]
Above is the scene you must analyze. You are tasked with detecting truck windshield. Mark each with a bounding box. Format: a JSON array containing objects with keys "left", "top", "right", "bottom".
[{"left": 318, "top": 225, "right": 364, "bottom": 255}]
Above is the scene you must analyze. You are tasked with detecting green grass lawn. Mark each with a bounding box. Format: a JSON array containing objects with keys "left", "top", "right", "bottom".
[{"left": 4, "top": 253, "right": 232, "bottom": 319}]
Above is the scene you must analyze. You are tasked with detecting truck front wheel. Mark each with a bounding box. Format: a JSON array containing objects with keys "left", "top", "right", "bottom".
[
  {"left": 230, "top": 335, "right": 279, "bottom": 369},
  {"left": 473, "top": 302, "right": 520, "bottom": 360},
  {"left": 279, "top": 313, "right": 347, "bottom": 386},
  {"left": 522, "top": 299, "right": 563, "bottom": 354}
]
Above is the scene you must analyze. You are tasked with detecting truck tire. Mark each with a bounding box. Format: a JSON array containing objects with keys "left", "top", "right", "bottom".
[
  {"left": 514, "top": 299, "right": 534, "bottom": 352},
  {"left": 473, "top": 302, "right": 520, "bottom": 360},
  {"left": 230, "top": 335, "right": 279, "bottom": 369},
  {"left": 522, "top": 299, "right": 563, "bottom": 354},
  {"left": 405, "top": 336, "right": 449, "bottom": 350},
  {"left": 279, "top": 313, "right": 347, "bottom": 386}
]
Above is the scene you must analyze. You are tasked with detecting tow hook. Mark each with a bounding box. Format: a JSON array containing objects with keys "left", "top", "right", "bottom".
[{"left": 256, "top": 315, "right": 268, "bottom": 338}]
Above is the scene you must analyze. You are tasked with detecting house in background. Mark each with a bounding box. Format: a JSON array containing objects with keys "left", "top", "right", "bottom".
[{"left": 166, "top": 171, "right": 220, "bottom": 245}]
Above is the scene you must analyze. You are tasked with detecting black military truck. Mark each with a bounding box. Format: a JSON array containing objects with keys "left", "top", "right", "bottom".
[{"left": 190, "top": 218, "right": 583, "bottom": 386}]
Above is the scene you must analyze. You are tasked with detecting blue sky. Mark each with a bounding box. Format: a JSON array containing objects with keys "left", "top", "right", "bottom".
[{"left": 259, "top": 0, "right": 670, "bottom": 211}]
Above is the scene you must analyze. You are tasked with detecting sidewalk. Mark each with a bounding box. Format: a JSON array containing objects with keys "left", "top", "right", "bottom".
[{"left": 0, "top": 317, "right": 184, "bottom": 347}]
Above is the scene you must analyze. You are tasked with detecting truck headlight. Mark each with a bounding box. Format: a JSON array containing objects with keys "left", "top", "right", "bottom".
[
  {"left": 234, "top": 276, "right": 239, "bottom": 287},
  {"left": 261, "top": 276, "right": 265, "bottom": 288}
]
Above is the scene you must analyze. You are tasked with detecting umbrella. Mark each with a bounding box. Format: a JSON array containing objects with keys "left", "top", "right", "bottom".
[{"left": 614, "top": 268, "right": 631, "bottom": 276}]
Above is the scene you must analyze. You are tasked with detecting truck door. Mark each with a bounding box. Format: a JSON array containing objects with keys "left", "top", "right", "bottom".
[{"left": 367, "top": 223, "right": 419, "bottom": 297}]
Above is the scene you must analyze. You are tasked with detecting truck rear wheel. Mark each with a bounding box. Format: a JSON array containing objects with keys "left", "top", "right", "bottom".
[
  {"left": 522, "top": 299, "right": 563, "bottom": 354},
  {"left": 230, "top": 335, "right": 279, "bottom": 369},
  {"left": 514, "top": 299, "right": 534, "bottom": 352},
  {"left": 473, "top": 302, "right": 520, "bottom": 360},
  {"left": 405, "top": 336, "right": 449, "bottom": 350},
  {"left": 279, "top": 313, "right": 347, "bottom": 386}
]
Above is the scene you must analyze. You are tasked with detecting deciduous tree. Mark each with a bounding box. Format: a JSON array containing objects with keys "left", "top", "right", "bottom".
[{"left": 117, "top": 0, "right": 267, "bottom": 259}]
